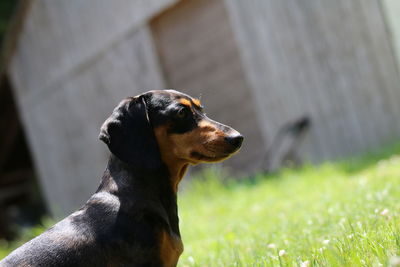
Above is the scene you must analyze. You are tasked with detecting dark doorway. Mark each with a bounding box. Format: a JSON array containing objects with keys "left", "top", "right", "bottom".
[{"left": 0, "top": 75, "right": 46, "bottom": 240}]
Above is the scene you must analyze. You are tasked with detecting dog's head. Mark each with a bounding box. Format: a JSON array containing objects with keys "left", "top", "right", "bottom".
[{"left": 100, "top": 90, "right": 243, "bottom": 171}]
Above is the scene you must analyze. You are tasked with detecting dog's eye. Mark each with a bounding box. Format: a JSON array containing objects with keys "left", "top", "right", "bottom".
[{"left": 176, "top": 107, "right": 190, "bottom": 119}]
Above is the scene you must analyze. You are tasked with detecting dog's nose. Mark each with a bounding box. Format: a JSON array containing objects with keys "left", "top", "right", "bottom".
[{"left": 225, "top": 134, "right": 244, "bottom": 148}]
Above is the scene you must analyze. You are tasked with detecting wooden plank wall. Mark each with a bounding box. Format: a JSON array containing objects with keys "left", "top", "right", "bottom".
[
  {"left": 151, "top": 0, "right": 266, "bottom": 174},
  {"left": 8, "top": 0, "right": 400, "bottom": 216},
  {"left": 8, "top": 0, "right": 176, "bottom": 216},
  {"left": 382, "top": 0, "right": 400, "bottom": 67},
  {"left": 226, "top": 0, "right": 400, "bottom": 162}
]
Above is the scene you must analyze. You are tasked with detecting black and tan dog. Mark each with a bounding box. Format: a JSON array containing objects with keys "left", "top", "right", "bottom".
[{"left": 1, "top": 90, "right": 243, "bottom": 266}]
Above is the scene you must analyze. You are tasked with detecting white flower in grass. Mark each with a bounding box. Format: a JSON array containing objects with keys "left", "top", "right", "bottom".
[
  {"left": 347, "top": 234, "right": 354, "bottom": 239},
  {"left": 362, "top": 231, "right": 367, "bottom": 237},
  {"left": 319, "top": 247, "right": 326, "bottom": 253},
  {"left": 267, "top": 243, "right": 276, "bottom": 249},
  {"left": 390, "top": 256, "right": 400, "bottom": 267},
  {"left": 322, "top": 239, "right": 330, "bottom": 245},
  {"left": 188, "top": 256, "right": 195, "bottom": 265},
  {"left": 380, "top": 208, "right": 390, "bottom": 216},
  {"left": 278, "top": 250, "right": 286, "bottom": 257},
  {"left": 300, "top": 260, "right": 310, "bottom": 267}
]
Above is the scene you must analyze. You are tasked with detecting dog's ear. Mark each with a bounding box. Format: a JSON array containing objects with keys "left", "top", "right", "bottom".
[{"left": 99, "top": 94, "right": 161, "bottom": 169}]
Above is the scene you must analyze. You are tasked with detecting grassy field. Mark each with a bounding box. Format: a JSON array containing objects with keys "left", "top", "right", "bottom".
[
  {"left": 178, "top": 144, "right": 400, "bottom": 267},
  {"left": 1, "top": 143, "right": 400, "bottom": 266}
]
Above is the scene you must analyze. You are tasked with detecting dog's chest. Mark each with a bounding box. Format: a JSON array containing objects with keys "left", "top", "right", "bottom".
[{"left": 159, "top": 230, "right": 183, "bottom": 267}]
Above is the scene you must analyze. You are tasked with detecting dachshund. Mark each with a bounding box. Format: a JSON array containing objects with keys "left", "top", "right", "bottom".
[{"left": 1, "top": 90, "right": 243, "bottom": 266}]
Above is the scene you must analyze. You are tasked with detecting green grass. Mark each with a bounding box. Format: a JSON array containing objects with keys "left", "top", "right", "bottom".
[
  {"left": 1, "top": 143, "right": 400, "bottom": 266},
  {"left": 178, "top": 143, "right": 400, "bottom": 267}
]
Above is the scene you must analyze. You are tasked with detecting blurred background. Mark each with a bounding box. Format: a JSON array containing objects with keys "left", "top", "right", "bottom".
[{"left": 1, "top": 0, "right": 400, "bottom": 240}]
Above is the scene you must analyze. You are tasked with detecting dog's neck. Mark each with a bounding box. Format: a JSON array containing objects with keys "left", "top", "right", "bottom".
[
  {"left": 96, "top": 154, "right": 181, "bottom": 235},
  {"left": 162, "top": 158, "right": 189, "bottom": 193}
]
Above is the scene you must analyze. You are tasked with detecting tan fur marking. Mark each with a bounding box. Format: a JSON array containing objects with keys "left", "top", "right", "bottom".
[
  {"left": 159, "top": 230, "right": 183, "bottom": 267},
  {"left": 179, "top": 98, "right": 191, "bottom": 107},
  {"left": 192, "top": 98, "right": 202, "bottom": 108},
  {"left": 154, "top": 120, "right": 233, "bottom": 192},
  {"left": 154, "top": 125, "right": 189, "bottom": 193}
]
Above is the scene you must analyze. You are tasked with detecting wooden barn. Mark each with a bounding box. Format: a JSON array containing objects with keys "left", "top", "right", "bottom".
[{"left": 1, "top": 0, "right": 400, "bottom": 217}]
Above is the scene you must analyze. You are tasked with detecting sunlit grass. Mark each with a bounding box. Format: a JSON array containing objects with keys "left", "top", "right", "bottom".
[
  {"left": 1, "top": 143, "right": 400, "bottom": 266},
  {"left": 178, "top": 143, "right": 400, "bottom": 266}
]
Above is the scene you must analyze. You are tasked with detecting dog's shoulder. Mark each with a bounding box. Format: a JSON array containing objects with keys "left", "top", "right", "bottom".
[
  {"left": 1, "top": 213, "right": 103, "bottom": 266},
  {"left": 1, "top": 192, "right": 164, "bottom": 266}
]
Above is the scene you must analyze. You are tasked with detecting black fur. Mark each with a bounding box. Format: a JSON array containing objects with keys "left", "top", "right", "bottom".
[
  {"left": 1, "top": 155, "right": 175, "bottom": 266},
  {"left": 99, "top": 94, "right": 161, "bottom": 170},
  {"left": 145, "top": 92, "right": 200, "bottom": 134}
]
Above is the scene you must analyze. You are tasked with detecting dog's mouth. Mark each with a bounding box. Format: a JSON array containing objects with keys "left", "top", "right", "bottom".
[
  {"left": 189, "top": 151, "right": 233, "bottom": 163},
  {"left": 188, "top": 136, "right": 244, "bottom": 163}
]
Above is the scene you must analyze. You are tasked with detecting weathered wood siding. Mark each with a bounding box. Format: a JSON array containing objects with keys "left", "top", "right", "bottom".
[
  {"left": 9, "top": 0, "right": 175, "bottom": 216},
  {"left": 7, "top": 0, "right": 400, "bottom": 216},
  {"left": 382, "top": 0, "right": 400, "bottom": 68},
  {"left": 10, "top": 0, "right": 176, "bottom": 96},
  {"left": 151, "top": 0, "right": 266, "bottom": 173},
  {"left": 226, "top": 0, "right": 400, "bottom": 162}
]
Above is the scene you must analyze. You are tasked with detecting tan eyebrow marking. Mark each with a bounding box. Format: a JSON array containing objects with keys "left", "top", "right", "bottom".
[
  {"left": 179, "top": 98, "right": 191, "bottom": 107},
  {"left": 192, "top": 98, "right": 202, "bottom": 108}
]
